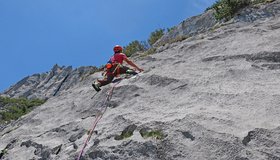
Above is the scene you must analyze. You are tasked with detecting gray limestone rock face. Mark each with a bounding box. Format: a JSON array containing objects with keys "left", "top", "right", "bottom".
[
  {"left": 154, "top": 10, "right": 217, "bottom": 47},
  {"left": 155, "top": 0, "right": 280, "bottom": 48},
  {"left": 234, "top": 0, "right": 280, "bottom": 23},
  {"left": 1, "top": 1, "right": 280, "bottom": 160}
]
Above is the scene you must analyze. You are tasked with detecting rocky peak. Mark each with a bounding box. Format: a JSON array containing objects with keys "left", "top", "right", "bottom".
[{"left": 1, "top": 64, "right": 98, "bottom": 100}]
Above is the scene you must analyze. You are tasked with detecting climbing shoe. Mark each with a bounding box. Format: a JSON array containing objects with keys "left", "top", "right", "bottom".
[
  {"left": 126, "top": 69, "right": 137, "bottom": 75},
  {"left": 92, "top": 81, "right": 101, "bottom": 92}
]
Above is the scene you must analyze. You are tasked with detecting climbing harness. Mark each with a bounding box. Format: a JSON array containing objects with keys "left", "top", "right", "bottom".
[
  {"left": 112, "top": 63, "right": 122, "bottom": 76},
  {"left": 77, "top": 80, "right": 122, "bottom": 160},
  {"left": 101, "top": 63, "right": 122, "bottom": 78}
]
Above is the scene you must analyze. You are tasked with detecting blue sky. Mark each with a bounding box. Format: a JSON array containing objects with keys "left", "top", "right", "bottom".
[{"left": 0, "top": 0, "right": 216, "bottom": 92}]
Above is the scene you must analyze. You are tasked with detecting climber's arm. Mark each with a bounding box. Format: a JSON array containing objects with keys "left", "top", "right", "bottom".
[{"left": 124, "top": 58, "right": 144, "bottom": 72}]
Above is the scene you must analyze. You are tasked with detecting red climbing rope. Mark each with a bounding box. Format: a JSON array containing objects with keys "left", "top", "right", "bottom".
[{"left": 77, "top": 80, "right": 122, "bottom": 160}]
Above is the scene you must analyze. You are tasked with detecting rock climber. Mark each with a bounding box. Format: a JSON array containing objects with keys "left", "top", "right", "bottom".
[{"left": 92, "top": 45, "right": 144, "bottom": 92}]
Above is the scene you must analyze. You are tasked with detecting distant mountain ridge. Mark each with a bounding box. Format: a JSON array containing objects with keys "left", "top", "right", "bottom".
[{"left": 1, "top": 64, "right": 98, "bottom": 99}]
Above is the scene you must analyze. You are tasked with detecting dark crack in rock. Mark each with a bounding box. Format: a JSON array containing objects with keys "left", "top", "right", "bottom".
[
  {"left": 115, "top": 124, "right": 137, "bottom": 140},
  {"left": 242, "top": 131, "right": 256, "bottom": 146},
  {"left": 88, "top": 150, "right": 106, "bottom": 159},
  {"left": 20, "top": 140, "right": 61, "bottom": 160},
  {"left": 248, "top": 51, "right": 280, "bottom": 63},
  {"left": 141, "top": 74, "right": 179, "bottom": 87},
  {"left": 52, "top": 144, "right": 62, "bottom": 155},
  {"left": 69, "top": 129, "right": 86, "bottom": 142},
  {"left": 182, "top": 131, "right": 195, "bottom": 141},
  {"left": 0, "top": 139, "right": 18, "bottom": 159},
  {"left": 202, "top": 54, "right": 250, "bottom": 62}
]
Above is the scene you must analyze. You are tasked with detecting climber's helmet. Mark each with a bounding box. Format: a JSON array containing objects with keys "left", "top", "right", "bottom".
[{"left": 113, "top": 45, "right": 123, "bottom": 53}]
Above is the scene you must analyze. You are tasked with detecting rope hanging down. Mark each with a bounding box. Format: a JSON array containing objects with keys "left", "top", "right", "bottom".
[{"left": 77, "top": 80, "right": 122, "bottom": 160}]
